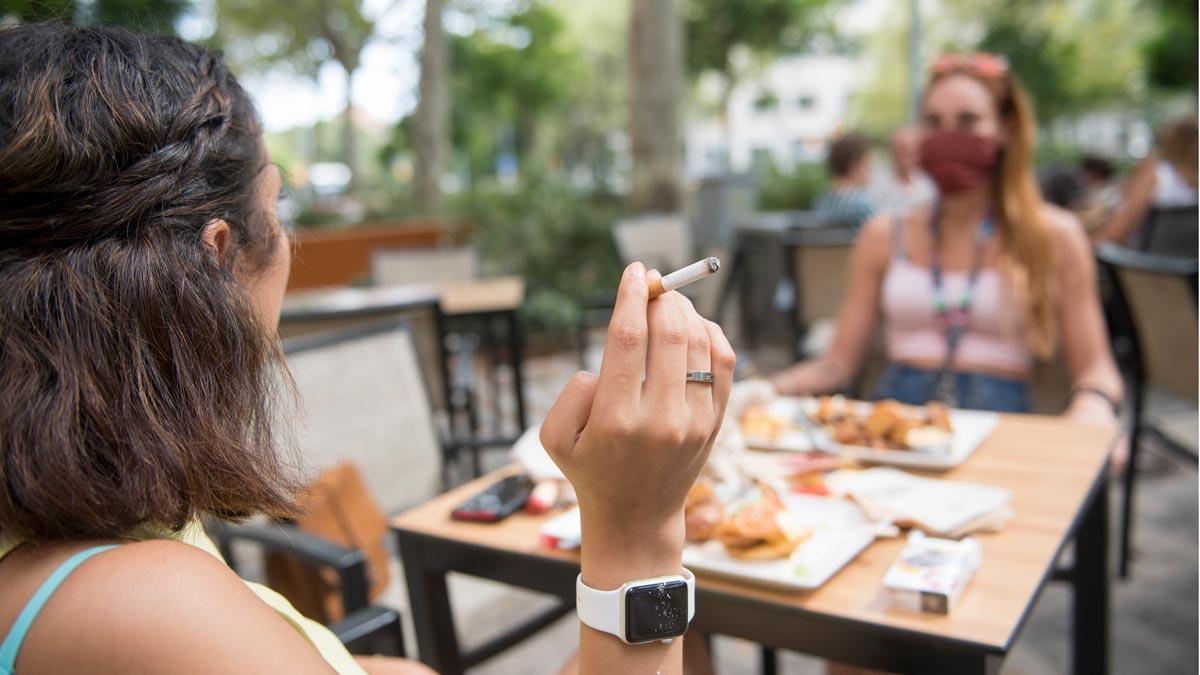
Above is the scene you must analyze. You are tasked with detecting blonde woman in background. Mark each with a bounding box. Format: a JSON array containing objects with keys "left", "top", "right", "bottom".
[
  {"left": 1094, "top": 116, "right": 1199, "bottom": 245},
  {"left": 766, "top": 53, "right": 1123, "bottom": 426}
]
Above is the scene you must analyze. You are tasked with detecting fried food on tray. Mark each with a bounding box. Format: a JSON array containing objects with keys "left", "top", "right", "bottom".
[
  {"left": 925, "top": 401, "right": 952, "bottom": 432},
  {"left": 814, "top": 396, "right": 840, "bottom": 424},
  {"left": 832, "top": 418, "right": 861, "bottom": 445},
  {"left": 715, "top": 482, "right": 810, "bottom": 560},
  {"left": 864, "top": 401, "right": 903, "bottom": 439},
  {"left": 685, "top": 480, "right": 725, "bottom": 543},
  {"left": 813, "top": 398, "right": 954, "bottom": 451},
  {"left": 740, "top": 405, "right": 788, "bottom": 441}
]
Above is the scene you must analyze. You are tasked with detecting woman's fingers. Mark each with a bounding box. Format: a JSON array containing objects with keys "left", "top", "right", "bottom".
[
  {"left": 595, "top": 262, "right": 649, "bottom": 413},
  {"left": 643, "top": 290, "right": 690, "bottom": 418},
  {"left": 540, "top": 371, "right": 599, "bottom": 464},
  {"left": 704, "top": 319, "right": 737, "bottom": 422},
  {"left": 680, "top": 297, "right": 714, "bottom": 421}
]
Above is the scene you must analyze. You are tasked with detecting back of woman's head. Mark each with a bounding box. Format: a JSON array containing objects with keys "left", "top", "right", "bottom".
[{"left": 0, "top": 23, "right": 297, "bottom": 540}]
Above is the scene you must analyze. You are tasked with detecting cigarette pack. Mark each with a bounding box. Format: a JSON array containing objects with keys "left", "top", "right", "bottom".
[{"left": 882, "top": 531, "right": 981, "bottom": 615}]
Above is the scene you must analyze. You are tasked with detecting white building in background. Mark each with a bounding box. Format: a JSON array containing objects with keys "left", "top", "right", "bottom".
[{"left": 685, "top": 54, "right": 866, "bottom": 178}]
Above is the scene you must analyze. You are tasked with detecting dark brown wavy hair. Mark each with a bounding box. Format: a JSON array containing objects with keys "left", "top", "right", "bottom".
[{"left": 0, "top": 23, "right": 298, "bottom": 541}]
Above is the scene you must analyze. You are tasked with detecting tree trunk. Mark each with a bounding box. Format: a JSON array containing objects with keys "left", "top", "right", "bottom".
[
  {"left": 628, "top": 0, "right": 684, "bottom": 213},
  {"left": 717, "top": 73, "right": 735, "bottom": 173},
  {"left": 413, "top": 0, "right": 450, "bottom": 213},
  {"left": 342, "top": 66, "right": 357, "bottom": 193}
]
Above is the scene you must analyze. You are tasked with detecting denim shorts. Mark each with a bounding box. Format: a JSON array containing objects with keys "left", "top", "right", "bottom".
[{"left": 873, "top": 363, "right": 1032, "bottom": 413}]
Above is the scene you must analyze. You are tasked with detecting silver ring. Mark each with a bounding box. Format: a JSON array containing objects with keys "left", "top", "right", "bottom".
[{"left": 686, "top": 371, "right": 715, "bottom": 384}]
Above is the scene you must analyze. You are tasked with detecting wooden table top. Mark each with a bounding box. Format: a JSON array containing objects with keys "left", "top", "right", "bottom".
[
  {"left": 439, "top": 277, "right": 525, "bottom": 316},
  {"left": 281, "top": 276, "right": 524, "bottom": 321},
  {"left": 391, "top": 414, "right": 1115, "bottom": 653}
]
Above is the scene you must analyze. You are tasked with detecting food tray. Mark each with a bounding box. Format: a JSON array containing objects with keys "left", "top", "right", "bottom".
[
  {"left": 741, "top": 397, "right": 999, "bottom": 470},
  {"left": 682, "top": 493, "right": 877, "bottom": 591}
]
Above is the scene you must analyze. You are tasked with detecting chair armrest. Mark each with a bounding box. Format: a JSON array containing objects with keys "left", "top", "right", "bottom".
[
  {"left": 328, "top": 605, "right": 407, "bottom": 657},
  {"left": 207, "top": 520, "right": 370, "bottom": 614}
]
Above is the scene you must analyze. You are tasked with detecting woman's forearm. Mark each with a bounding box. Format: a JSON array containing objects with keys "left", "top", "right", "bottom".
[{"left": 769, "top": 358, "right": 848, "bottom": 397}]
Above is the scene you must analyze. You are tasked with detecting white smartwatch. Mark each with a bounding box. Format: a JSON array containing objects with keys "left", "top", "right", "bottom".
[{"left": 576, "top": 568, "right": 695, "bottom": 644}]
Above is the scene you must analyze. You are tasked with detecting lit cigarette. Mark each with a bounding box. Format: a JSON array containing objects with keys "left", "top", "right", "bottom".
[{"left": 648, "top": 257, "right": 721, "bottom": 299}]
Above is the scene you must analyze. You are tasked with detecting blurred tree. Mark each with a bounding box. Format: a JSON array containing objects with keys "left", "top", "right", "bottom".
[
  {"left": 413, "top": 0, "right": 449, "bottom": 212},
  {"left": 684, "top": 0, "right": 833, "bottom": 165},
  {"left": 629, "top": 0, "right": 684, "bottom": 212},
  {"left": 213, "top": 0, "right": 374, "bottom": 190},
  {"left": 448, "top": 4, "right": 577, "bottom": 181},
  {"left": 1142, "top": 0, "right": 1198, "bottom": 92},
  {"left": 855, "top": 0, "right": 1159, "bottom": 137},
  {"left": 391, "top": 2, "right": 608, "bottom": 193},
  {"left": 0, "top": 0, "right": 186, "bottom": 32}
]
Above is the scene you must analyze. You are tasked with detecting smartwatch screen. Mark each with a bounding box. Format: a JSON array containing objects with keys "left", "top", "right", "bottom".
[{"left": 624, "top": 579, "right": 689, "bottom": 643}]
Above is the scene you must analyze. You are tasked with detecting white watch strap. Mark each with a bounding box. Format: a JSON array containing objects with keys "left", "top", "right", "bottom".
[{"left": 576, "top": 568, "right": 695, "bottom": 642}]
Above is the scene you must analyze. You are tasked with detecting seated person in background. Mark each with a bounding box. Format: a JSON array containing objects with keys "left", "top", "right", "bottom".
[
  {"left": 869, "top": 127, "right": 936, "bottom": 210},
  {"left": 813, "top": 133, "right": 878, "bottom": 230},
  {"left": 1074, "top": 155, "right": 1120, "bottom": 231},
  {"left": 1039, "top": 155, "right": 1118, "bottom": 232},
  {"left": 0, "top": 23, "right": 732, "bottom": 675},
  {"left": 1094, "top": 116, "right": 1198, "bottom": 245},
  {"left": 765, "top": 53, "right": 1122, "bottom": 425}
]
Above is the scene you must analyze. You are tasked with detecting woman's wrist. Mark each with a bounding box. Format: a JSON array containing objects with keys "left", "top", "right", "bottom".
[
  {"left": 579, "top": 509, "right": 684, "bottom": 590},
  {"left": 1066, "top": 391, "right": 1118, "bottom": 426}
]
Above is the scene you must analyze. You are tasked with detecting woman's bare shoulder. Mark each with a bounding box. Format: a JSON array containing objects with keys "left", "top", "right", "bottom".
[
  {"left": 19, "top": 538, "right": 332, "bottom": 674},
  {"left": 855, "top": 210, "right": 901, "bottom": 264},
  {"left": 1038, "top": 202, "right": 1095, "bottom": 273}
]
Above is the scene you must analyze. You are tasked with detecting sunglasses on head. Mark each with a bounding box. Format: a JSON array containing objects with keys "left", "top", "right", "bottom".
[{"left": 929, "top": 53, "right": 1009, "bottom": 80}]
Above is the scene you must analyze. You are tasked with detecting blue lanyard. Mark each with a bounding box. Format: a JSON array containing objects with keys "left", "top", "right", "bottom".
[
  {"left": 930, "top": 206, "right": 995, "bottom": 352},
  {"left": 928, "top": 205, "right": 995, "bottom": 404}
]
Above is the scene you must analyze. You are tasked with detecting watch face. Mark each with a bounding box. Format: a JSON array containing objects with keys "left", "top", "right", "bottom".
[{"left": 624, "top": 579, "right": 689, "bottom": 643}]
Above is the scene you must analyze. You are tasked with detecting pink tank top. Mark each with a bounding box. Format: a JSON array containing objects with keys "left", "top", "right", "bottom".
[{"left": 881, "top": 219, "right": 1032, "bottom": 375}]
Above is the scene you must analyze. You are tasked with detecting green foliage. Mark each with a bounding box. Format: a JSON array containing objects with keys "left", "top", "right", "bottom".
[
  {"left": 756, "top": 161, "right": 828, "bottom": 211},
  {"left": 1143, "top": 0, "right": 1198, "bottom": 92},
  {"left": 448, "top": 176, "right": 625, "bottom": 336},
  {"left": 211, "top": 0, "right": 372, "bottom": 73},
  {"left": 388, "top": 1, "right": 620, "bottom": 192},
  {"left": 684, "top": 0, "right": 830, "bottom": 78},
  {"left": 0, "top": 0, "right": 185, "bottom": 32},
  {"left": 448, "top": 3, "right": 578, "bottom": 179}
]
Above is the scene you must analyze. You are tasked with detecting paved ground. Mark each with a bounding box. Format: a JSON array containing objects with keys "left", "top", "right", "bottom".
[{"left": 386, "top": 345, "right": 1198, "bottom": 675}]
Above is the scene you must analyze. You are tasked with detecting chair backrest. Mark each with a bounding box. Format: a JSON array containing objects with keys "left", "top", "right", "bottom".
[
  {"left": 283, "top": 320, "right": 443, "bottom": 513},
  {"left": 371, "top": 245, "right": 478, "bottom": 287},
  {"left": 790, "top": 227, "right": 856, "bottom": 325},
  {"left": 1139, "top": 206, "right": 1198, "bottom": 257},
  {"left": 1096, "top": 244, "right": 1198, "bottom": 401},
  {"left": 613, "top": 213, "right": 692, "bottom": 272}
]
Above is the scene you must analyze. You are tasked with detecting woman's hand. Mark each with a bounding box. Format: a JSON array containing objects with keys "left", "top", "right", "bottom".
[{"left": 539, "top": 262, "right": 735, "bottom": 588}]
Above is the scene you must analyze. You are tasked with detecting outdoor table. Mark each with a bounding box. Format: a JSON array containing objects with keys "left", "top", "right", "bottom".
[{"left": 391, "top": 414, "right": 1115, "bottom": 675}]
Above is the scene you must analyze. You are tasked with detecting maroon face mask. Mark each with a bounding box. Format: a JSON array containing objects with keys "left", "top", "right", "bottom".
[{"left": 919, "top": 129, "right": 999, "bottom": 195}]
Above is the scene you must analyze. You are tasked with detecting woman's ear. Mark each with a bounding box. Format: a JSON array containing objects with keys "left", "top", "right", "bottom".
[{"left": 201, "top": 219, "right": 232, "bottom": 260}]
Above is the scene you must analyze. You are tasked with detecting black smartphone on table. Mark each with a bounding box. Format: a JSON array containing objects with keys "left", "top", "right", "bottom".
[{"left": 451, "top": 474, "right": 534, "bottom": 523}]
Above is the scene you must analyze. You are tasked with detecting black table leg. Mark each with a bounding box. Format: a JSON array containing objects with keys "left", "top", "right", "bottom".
[
  {"left": 396, "top": 532, "right": 465, "bottom": 675},
  {"left": 1072, "top": 476, "right": 1110, "bottom": 675},
  {"left": 507, "top": 309, "right": 528, "bottom": 431}
]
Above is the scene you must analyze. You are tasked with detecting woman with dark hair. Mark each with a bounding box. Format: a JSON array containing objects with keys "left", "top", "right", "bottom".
[
  {"left": 0, "top": 24, "right": 733, "bottom": 674},
  {"left": 763, "top": 53, "right": 1122, "bottom": 423},
  {"left": 813, "top": 133, "right": 878, "bottom": 230}
]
